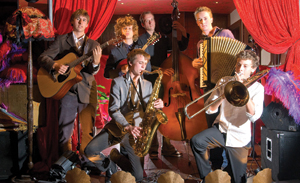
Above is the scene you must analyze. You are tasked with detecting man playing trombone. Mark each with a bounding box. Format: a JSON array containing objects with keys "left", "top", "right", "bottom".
[{"left": 190, "top": 50, "right": 265, "bottom": 183}]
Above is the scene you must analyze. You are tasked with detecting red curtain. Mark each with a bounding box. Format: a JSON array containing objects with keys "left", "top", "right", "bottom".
[
  {"left": 233, "top": 0, "right": 300, "bottom": 72},
  {"left": 53, "top": 0, "right": 117, "bottom": 40},
  {"left": 233, "top": 0, "right": 300, "bottom": 143}
]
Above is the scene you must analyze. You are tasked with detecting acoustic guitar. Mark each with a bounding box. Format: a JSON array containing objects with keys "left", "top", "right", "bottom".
[{"left": 37, "top": 36, "right": 123, "bottom": 100}]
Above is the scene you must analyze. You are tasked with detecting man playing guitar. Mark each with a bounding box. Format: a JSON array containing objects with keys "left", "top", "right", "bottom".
[{"left": 38, "top": 9, "right": 102, "bottom": 157}]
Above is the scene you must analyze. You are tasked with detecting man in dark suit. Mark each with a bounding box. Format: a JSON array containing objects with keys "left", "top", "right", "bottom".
[
  {"left": 38, "top": 9, "right": 102, "bottom": 156},
  {"left": 137, "top": 11, "right": 189, "bottom": 158},
  {"left": 84, "top": 49, "right": 164, "bottom": 182}
]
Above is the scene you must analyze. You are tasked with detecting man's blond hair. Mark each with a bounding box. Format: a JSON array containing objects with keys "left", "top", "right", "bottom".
[{"left": 194, "top": 6, "right": 213, "bottom": 20}]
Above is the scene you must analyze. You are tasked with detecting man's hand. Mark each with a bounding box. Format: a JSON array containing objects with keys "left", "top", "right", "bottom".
[
  {"left": 172, "top": 21, "right": 187, "bottom": 37},
  {"left": 93, "top": 45, "right": 102, "bottom": 65},
  {"left": 162, "top": 68, "right": 174, "bottom": 76},
  {"left": 53, "top": 63, "right": 69, "bottom": 74},
  {"left": 153, "top": 98, "right": 164, "bottom": 109},
  {"left": 192, "top": 58, "right": 204, "bottom": 70},
  {"left": 124, "top": 125, "right": 142, "bottom": 139}
]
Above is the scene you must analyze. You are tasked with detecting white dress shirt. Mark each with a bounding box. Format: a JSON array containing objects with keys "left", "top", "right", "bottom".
[{"left": 205, "top": 76, "right": 264, "bottom": 147}]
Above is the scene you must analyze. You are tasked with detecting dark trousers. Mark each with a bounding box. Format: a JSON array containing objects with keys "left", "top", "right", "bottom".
[
  {"left": 190, "top": 125, "right": 249, "bottom": 183},
  {"left": 84, "top": 129, "right": 144, "bottom": 181},
  {"left": 204, "top": 86, "right": 225, "bottom": 169},
  {"left": 59, "top": 94, "right": 88, "bottom": 155}
]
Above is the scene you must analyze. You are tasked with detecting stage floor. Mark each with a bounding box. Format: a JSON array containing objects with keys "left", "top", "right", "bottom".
[
  {"left": 92, "top": 131, "right": 262, "bottom": 183},
  {"left": 3, "top": 130, "right": 300, "bottom": 183}
]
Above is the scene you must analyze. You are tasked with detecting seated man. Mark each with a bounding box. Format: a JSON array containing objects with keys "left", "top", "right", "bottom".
[
  {"left": 84, "top": 49, "right": 164, "bottom": 183},
  {"left": 190, "top": 50, "right": 264, "bottom": 183}
]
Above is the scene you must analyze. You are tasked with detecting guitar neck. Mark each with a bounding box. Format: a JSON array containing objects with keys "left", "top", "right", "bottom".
[
  {"left": 141, "top": 43, "right": 149, "bottom": 51},
  {"left": 68, "top": 39, "right": 115, "bottom": 68},
  {"left": 100, "top": 41, "right": 111, "bottom": 49}
]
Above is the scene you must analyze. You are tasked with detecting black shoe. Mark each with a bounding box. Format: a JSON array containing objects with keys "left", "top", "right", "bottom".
[
  {"left": 162, "top": 150, "right": 182, "bottom": 157},
  {"left": 105, "top": 161, "right": 117, "bottom": 183},
  {"left": 81, "top": 161, "right": 101, "bottom": 175}
]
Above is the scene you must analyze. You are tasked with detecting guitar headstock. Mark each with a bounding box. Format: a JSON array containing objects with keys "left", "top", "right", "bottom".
[
  {"left": 147, "top": 32, "right": 161, "bottom": 46},
  {"left": 171, "top": 0, "right": 179, "bottom": 21}
]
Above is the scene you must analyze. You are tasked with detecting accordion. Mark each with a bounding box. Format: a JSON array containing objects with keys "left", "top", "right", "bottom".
[{"left": 199, "top": 37, "right": 247, "bottom": 88}]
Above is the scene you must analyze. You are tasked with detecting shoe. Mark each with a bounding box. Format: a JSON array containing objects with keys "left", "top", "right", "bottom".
[
  {"left": 105, "top": 161, "right": 117, "bottom": 183},
  {"left": 162, "top": 150, "right": 182, "bottom": 157},
  {"left": 149, "top": 151, "right": 158, "bottom": 159},
  {"left": 81, "top": 162, "right": 101, "bottom": 175},
  {"left": 201, "top": 178, "right": 205, "bottom": 183},
  {"left": 109, "top": 148, "right": 122, "bottom": 164}
]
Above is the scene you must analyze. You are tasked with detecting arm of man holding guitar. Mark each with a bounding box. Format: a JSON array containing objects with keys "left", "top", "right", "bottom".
[{"left": 38, "top": 34, "right": 102, "bottom": 76}]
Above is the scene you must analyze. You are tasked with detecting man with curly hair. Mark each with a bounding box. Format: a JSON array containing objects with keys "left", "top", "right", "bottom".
[
  {"left": 104, "top": 16, "right": 151, "bottom": 79},
  {"left": 190, "top": 50, "right": 264, "bottom": 183}
]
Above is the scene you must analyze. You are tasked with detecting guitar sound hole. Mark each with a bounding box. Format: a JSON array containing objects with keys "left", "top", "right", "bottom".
[{"left": 57, "top": 68, "right": 70, "bottom": 83}]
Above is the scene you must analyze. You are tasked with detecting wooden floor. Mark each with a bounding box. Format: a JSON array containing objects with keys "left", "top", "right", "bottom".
[{"left": 90, "top": 131, "right": 262, "bottom": 183}]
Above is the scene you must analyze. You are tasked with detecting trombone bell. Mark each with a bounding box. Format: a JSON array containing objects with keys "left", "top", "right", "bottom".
[
  {"left": 184, "top": 69, "right": 269, "bottom": 119},
  {"left": 224, "top": 81, "right": 249, "bottom": 107}
]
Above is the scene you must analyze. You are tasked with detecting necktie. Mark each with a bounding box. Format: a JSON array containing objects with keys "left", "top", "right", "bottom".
[{"left": 130, "top": 83, "right": 137, "bottom": 108}]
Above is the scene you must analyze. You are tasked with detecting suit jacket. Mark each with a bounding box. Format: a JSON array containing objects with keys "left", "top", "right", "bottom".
[
  {"left": 138, "top": 32, "right": 190, "bottom": 68},
  {"left": 104, "top": 72, "right": 153, "bottom": 138},
  {"left": 38, "top": 32, "right": 100, "bottom": 103}
]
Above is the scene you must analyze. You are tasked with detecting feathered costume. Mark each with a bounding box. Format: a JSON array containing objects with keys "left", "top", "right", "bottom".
[{"left": 265, "top": 65, "right": 300, "bottom": 124}]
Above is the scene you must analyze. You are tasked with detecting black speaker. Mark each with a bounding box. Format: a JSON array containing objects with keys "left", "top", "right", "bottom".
[
  {"left": 260, "top": 102, "right": 300, "bottom": 131},
  {"left": 261, "top": 126, "right": 300, "bottom": 181},
  {"left": 0, "top": 131, "right": 27, "bottom": 180}
]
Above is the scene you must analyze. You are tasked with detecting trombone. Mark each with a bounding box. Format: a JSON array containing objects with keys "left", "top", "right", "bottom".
[{"left": 184, "top": 70, "right": 269, "bottom": 119}]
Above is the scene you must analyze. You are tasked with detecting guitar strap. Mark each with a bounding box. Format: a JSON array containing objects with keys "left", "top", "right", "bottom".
[
  {"left": 201, "top": 27, "right": 223, "bottom": 40},
  {"left": 213, "top": 28, "right": 224, "bottom": 37},
  {"left": 129, "top": 77, "right": 146, "bottom": 112}
]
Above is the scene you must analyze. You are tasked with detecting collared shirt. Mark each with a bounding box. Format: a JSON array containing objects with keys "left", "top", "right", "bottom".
[
  {"left": 73, "top": 31, "right": 85, "bottom": 50},
  {"left": 104, "top": 42, "right": 141, "bottom": 79},
  {"left": 73, "top": 32, "right": 99, "bottom": 68},
  {"left": 205, "top": 76, "right": 264, "bottom": 147}
]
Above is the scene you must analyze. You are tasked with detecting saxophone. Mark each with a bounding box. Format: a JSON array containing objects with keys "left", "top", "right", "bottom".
[{"left": 132, "top": 69, "right": 168, "bottom": 157}]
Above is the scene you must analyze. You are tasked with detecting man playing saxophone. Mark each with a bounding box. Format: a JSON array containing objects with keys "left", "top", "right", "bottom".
[
  {"left": 84, "top": 49, "right": 164, "bottom": 183},
  {"left": 190, "top": 50, "right": 264, "bottom": 183}
]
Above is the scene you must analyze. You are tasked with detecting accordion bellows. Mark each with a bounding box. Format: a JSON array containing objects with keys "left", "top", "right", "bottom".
[{"left": 200, "top": 37, "right": 247, "bottom": 87}]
